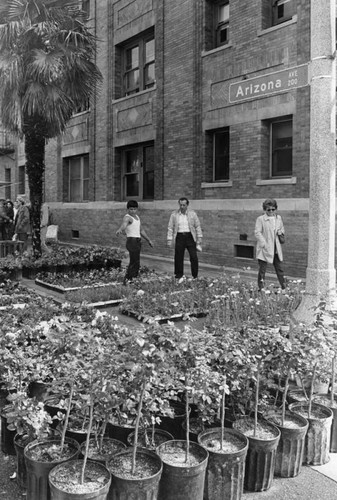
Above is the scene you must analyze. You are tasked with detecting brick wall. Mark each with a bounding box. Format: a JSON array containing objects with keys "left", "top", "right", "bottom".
[{"left": 50, "top": 199, "right": 312, "bottom": 279}]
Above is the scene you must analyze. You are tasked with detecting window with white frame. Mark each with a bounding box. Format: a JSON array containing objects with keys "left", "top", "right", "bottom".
[
  {"left": 213, "top": 128, "right": 230, "bottom": 181},
  {"left": 216, "top": 1, "right": 229, "bottom": 47},
  {"left": 123, "top": 32, "right": 155, "bottom": 96},
  {"left": 63, "top": 154, "right": 89, "bottom": 202},
  {"left": 272, "top": 0, "right": 295, "bottom": 26},
  {"left": 122, "top": 143, "right": 154, "bottom": 200},
  {"left": 271, "top": 118, "right": 293, "bottom": 177}
]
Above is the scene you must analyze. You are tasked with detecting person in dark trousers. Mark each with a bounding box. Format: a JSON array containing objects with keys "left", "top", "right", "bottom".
[
  {"left": 14, "top": 196, "right": 31, "bottom": 251},
  {"left": 4, "top": 200, "right": 14, "bottom": 240},
  {"left": 167, "top": 197, "right": 203, "bottom": 279},
  {"left": 0, "top": 200, "right": 10, "bottom": 240},
  {"left": 254, "top": 198, "right": 286, "bottom": 291},
  {"left": 116, "top": 200, "right": 154, "bottom": 282}
]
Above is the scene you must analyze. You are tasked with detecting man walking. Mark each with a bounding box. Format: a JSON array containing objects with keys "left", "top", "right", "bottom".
[{"left": 167, "top": 197, "right": 203, "bottom": 279}]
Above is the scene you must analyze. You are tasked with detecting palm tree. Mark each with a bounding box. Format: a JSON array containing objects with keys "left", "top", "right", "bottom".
[{"left": 0, "top": 0, "right": 102, "bottom": 255}]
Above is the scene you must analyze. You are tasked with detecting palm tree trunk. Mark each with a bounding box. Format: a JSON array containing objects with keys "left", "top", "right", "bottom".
[{"left": 24, "top": 120, "right": 45, "bottom": 256}]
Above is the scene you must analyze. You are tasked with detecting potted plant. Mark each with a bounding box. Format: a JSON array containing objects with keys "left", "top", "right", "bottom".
[
  {"left": 288, "top": 322, "right": 333, "bottom": 465},
  {"left": 262, "top": 328, "right": 309, "bottom": 478},
  {"left": 107, "top": 324, "right": 169, "bottom": 500},
  {"left": 313, "top": 300, "right": 337, "bottom": 453},
  {"left": 46, "top": 320, "right": 118, "bottom": 499},
  {"left": 196, "top": 325, "right": 249, "bottom": 500},
  {"left": 156, "top": 325, "right": 209, "bottom": 500},
  {"left": 232, "top": 325, "right": 281, "bottom": 492}
]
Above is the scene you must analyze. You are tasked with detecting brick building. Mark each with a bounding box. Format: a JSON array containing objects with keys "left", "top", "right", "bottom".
[{"left": 1, "top": 0, "right": 333, "bottom": 278}]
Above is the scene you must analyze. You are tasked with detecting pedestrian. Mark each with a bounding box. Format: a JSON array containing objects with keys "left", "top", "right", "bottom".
[
  {"left": 167, "top": 197, "right": 203, "bottom": 279},
  {"left": 40, "top": 203, "right": 52, "bottom": 252},
  {"left": 0, "top": 199, "right": 10, "bottom": 241},
  {"left": 14, "top": 196, "right": 31, "bottom": 251},
  {"left": 116, "top": 200, "right": 154, "bottom": 282},
  {"left": 254, "top": 198, "right": 286, "bottom": 291},
  {"left": 4, "top": 200, "right": 14, "bottom": 240}
]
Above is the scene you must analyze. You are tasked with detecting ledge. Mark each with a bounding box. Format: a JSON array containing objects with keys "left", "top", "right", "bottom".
[
  {"left": 201, "top": 43, "right": 233, "bottom": 58},
  {"left": 256, "top": 177, "right": 297, "bottom": 186},
  {"left": 201, "top": 181, "right": 233, "bottom": 189},
  {"left": 257, "top": 15, "right": 297, "bottom": 37}
]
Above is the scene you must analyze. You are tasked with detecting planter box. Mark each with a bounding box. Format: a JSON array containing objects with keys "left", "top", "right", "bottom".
[
  {"left": 35, "top": 278, "right": 120, "bottom": 294},
  {"left": 120, "top": 309, "right": 208, "bottom": 324}
]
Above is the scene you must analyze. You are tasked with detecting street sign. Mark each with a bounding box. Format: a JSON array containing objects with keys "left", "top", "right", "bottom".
[{"left": 229, "top": 64, "right": 308, "bottom": 103}]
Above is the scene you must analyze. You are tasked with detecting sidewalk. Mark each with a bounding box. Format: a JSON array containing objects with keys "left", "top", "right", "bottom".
[{"left": 139, "top": 253, "right": 300, "bottom": 284}]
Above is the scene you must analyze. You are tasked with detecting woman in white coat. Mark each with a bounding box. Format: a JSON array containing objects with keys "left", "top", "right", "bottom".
[{"left": 254, "top": 198, "right": 285, "bottom": 290}]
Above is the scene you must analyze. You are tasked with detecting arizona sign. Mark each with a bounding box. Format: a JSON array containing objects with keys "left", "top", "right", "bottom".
[{"left": 229, "top": 64, "right": 308, "bottom": 103}]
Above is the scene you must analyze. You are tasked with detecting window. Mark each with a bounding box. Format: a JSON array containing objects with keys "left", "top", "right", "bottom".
[
  {"left": 271, "top": 118, "right": 292, "bottom": 177},
  {"left": 122, "top": 143, "right": 154, "bottom": 200},
  {"left": 18, "top": 165, "right": 25, "bottom": 194},
  {"left": 123, "top": 32, "right": 155, "bottom": 96},
  {"left": 213, "top": 128, "right": 230, "bottom": 181},
  {"left": 272, "top": 0, "right": 294, "bottom": 26},
  {"left": 216, "top": 1, "right": 229, "bottom": 47},
  {"left": 73, "top": 99, "right": 90, "bottom": 115},
  {"left": 63, "top": 154, "right": 89, "bottom": 202},
  {"left": 81, "top": 0, "right": 90, "bottom": 18},
  {"left": 5, "top": 168, "right": 11, "bottom": 200}
]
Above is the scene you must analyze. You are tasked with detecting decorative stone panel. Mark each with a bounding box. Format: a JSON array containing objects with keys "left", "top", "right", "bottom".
[
  {"left": 63, "top": 119, "right": 88, "bottom": 145},
  {"left": 117, "top": 102, "right": 152, "bottom": 131},
  {"left": 117, "top": 0, "right": 152, "bottom": 28}
]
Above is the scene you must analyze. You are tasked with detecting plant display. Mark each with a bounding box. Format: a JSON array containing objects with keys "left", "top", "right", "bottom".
[
  {"left": 20, "top": 243, "right": 125, "bottom": 270},
  {"left": 36, "top": 267, "right": 124, "bottom": 288}
]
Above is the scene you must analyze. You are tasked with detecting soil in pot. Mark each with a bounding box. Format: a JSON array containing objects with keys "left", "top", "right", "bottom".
[
  {"left": 156, "top": 440, "right": 209, "bottom": 500},
  {"left": 265, "top": 410, "right": 309, "bottom": 477},
  {"left": 126, "top": 428, "right": 174, "bottom": 450},
  {"left": 80, "top": 437, "right": 126, "bottom": 464},
  {"left": 233, "top": 416, "right": 280, "bottom": 492},
  {"left": 108, "top": 448, "right": 163, "bottom": 500},
  {"left": 49, "top": 459, "right": 111, "bottom": 498},
  {"left": 24, "top": 437, "right": 80, "bottom": 500},
  {"left": 198, "top": 427, "right": 248, "bottom": 500},
  {"left": 289, "top": 401, "right": 333, "bottom": 465}
]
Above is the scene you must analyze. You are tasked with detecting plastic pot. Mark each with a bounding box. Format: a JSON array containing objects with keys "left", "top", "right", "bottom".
[
  {"left": 108, "top": 447, "right": 162, "bottom": 500},
  {"left": 49, "top": 459, "right": 111, "bottom": 500},
  {"left": 1, "top": 412, "right": 16, "bottom": 456},
  {"left": 266, "top": 411, "right": 309, "bottom": 477},
  {"left": 198, "top": 427, "right": 248, "bottom": 500},
  {"left": 313, "top": 394, "right": 337, "bottom": 453},
  {"left": 126, "top": 428, "right": 174, "bottom": 450},
  {"left": 156, "top": 440, "right": 209, "bottom": 500},
  {"left": 289, "top": 401, "right": 333, "bottom": 465},
  {"left": 24, "top": 437, "right": 80, "bottom": 500},
  {"left": 233, "top": 417, "right": 280, "bottom": 492},
  {"left": 106, "top": 419, "right": 135, "bottom": 445},
  {"left": 79, "top": 437, "right": 126, "bottom": 465}
]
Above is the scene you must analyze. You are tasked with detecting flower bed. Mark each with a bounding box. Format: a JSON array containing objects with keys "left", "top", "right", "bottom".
[
  {"left": 35, "top": 267, "right": 124, "bottom": 291},
  {"left": 20, "top": 243, "right": 125, "bottom": 278}
]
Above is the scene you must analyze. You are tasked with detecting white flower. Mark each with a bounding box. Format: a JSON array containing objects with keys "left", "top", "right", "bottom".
[{"left": 136, "top": 289, "right": 145, "bottom": 296}]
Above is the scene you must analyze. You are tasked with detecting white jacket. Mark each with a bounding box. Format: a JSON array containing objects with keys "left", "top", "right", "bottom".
[{"left": 254, "top": 214, "right": 284, "bottom": 263}]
